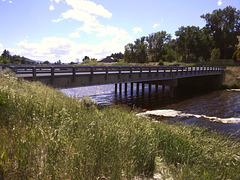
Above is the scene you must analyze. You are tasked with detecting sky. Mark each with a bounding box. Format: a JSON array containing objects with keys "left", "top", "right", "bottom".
[{"left": 0, "top": 0, "right": 239, "bottom": 63}]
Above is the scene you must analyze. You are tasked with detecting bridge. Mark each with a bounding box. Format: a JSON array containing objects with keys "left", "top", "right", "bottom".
[{"left": 1, "top": 65, "right": 225, "bottom": 98}]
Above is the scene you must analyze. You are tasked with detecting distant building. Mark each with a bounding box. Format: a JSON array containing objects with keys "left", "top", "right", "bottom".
[{"left": 97, "top": 56, "right": 116, "bottom": 63}]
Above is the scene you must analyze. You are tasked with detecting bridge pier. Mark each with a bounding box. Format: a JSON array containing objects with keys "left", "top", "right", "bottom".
[
  {"left": 170, "top": 87, "right": 174, "bottom": 98},
  {"left": 149, "top": 84, "right": 152, "bottom": 95},
  {"left": 125, "top": 83, "right": 127, "bottom": 95},
  {"left": 162, "top": 85, "right": 165, "bottom": 97},
  {"left": 119, "top": 83, "right": 122, "bottom": 95},
  {"left": 142, "top": 83, "right": 145, "bottom": 96},
  {"left": 137, "top": 83, "right": 140, "bottom": 96},
  {"left": 131, "top": 82, "right": 134, "bottom": 96},
  {"left": 155, "top": 84, "right": 158, "bottom": 94},
  {"left": 115, "top": 84, "right": 117, "bottom": 94}
]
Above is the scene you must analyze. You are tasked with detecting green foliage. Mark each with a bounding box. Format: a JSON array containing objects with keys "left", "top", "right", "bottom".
[
  {"left": 0, "top": 49, "right": 34, "bottom": 64},
  {"left": 124, "top": 31, "right": 171, "bottom": 63},
  {"left": 211, "top": 48, "right": 221, "bottom": 61},
  {"left": 81, "top": 96, "right": 98, "bottom": 109},
  {"left": 175, "top": 26, "right": 212, "bottom": 62},
  {"left": 201, "top": 6, "right": 240, "bottom": 59},
  {"left": 124, "top": 6, "right": 239, "bottom": 64},
  {"left": 158, "top": 60, "right": 164, "bottom": 66},
  {"left": 232, "top": 49, "right": 240, "bottom": 61}
]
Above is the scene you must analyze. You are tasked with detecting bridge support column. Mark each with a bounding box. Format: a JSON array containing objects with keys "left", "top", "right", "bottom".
[
  {"left": 131, "top": 82, "right": 134, "bottom": 96},
  {"left": 142, "top": 83, "right": 145, "bottom": 96},
  {"left": 170, "top": 87, "right": 174, "bottom": 98},
  {"left": 125, "top": 83, "right": 127, "bottom": 95},
  {"left": 119, "top": 83, "right": 122, "bottom": 95},
  {"left": 162, "top": 85, "right": 165, "bottom": 97},
  {"left": 136, "top": 83, "right": 140, "bottom": 96},
  {"left": 115, "top": 84, "right": 117, "bottom": 94},
  {"left": 149, "top": 84, "right": 152, "bottom": 94},
  {"left": 155, "top": 84, "right": 158, "bottom": 94}
]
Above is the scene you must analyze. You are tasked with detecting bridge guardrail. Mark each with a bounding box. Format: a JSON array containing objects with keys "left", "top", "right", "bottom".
[{"left": 5, "top": 65, "right": 225, "bottom": 81}]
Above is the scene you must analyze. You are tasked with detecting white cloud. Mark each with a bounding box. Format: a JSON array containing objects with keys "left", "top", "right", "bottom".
[
  {"left": 0, "top": 43, "right": 3, "bottom": 52},
  {"left": 65, "top": 0, "right": 112, "bottom": 18},
  {"left": 218, "top": 0, "right": 222, "bottom": 6},
  {"left": 1, "top": 0, "right": 13, "bottom": 3},
  {"left": 133, "top": 27, "right": 143, "bottom": 34},
  {"left": 69, "top": 32, "right": 80, "bottom": 38},
  {"left": 52, "top": 18, "right": 62, "bottom": 23},
  {"left": 15, "top": 37, "right": 126, "bottom": 63},
  {"left": 49, "top": 4, "right": 55, "bottom": 11},
  {"left": 153, "top": 23, "right": 160, "bottom": 29}
]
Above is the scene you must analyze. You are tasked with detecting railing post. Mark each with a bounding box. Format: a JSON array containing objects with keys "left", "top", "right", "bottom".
[
  {"left": 176, "top": 67, "right": 178, "bottom": 77},
  {"left": 148, "top": 67, "right": 151, "bottom": 78},
  {"left": 118, "top": 66, "right": 121, "bottom": 79},
  {"left": 105, "top": 67, "right": 108, "bottom": 80},
  {"left": 90, "top": 66, "right": 94, "bottom": 82},
  {"left": 140, "top": 67, "right": 142, "bottom": 78},
  {"left": 157, "top": 67, "right": 159, "bottom": 77},
  {"left": 72, "top": 66, "right": 76, "bottom": 83},
  {"left": 130, "top": 67, "right": 132, "bottom": 79}
]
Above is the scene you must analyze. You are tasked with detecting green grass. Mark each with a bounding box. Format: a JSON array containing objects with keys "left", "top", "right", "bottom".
[{"left": 0, "top": 69, "right": 240, "bottom": 179}]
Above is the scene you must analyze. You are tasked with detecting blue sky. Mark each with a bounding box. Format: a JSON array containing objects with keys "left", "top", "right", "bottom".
[{"left": 0, "top": 0, "right": 239, "bottom": 63}]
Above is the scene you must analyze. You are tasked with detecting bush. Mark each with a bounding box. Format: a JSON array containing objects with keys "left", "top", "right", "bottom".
[
  {"left": 211, "top": 48, "right": 221, "bottom": 61},
  {"left": 158, "top": 60, "right": 164, "bottom": 66},
  {"left": 81, "top": 96, "right": 98, "bottom": 109}
]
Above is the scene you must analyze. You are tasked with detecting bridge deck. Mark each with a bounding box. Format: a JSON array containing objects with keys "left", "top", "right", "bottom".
[{"left": 1, "top": 65, "right": 225, "bottom": 88}]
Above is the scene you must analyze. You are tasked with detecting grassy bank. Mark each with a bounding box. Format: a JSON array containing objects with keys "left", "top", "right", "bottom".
[
  {"left": 223, "top": 66, "right": 240, "bottom": 89},
  {"left": 0, "top": 69, "right": 240, "bottom": 179}
]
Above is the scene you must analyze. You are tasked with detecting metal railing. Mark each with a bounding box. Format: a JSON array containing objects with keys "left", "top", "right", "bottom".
[{"left": 1, "top": 65, "right": 225, "bottom": 80}]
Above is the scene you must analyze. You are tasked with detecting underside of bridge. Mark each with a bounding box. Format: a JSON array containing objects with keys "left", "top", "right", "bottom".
[{"left": 22, "top": 70, "right": 224, "bottom": 99}]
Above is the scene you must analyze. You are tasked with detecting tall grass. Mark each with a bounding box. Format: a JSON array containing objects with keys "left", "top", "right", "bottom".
[{"left": 0, "top": 69, "right": 240, "bottom": 179}]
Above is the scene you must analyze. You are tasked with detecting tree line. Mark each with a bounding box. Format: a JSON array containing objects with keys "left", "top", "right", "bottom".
[
  {"left": 124, "top": 6, "right": 240, "bottom": 63},
  {"left": 0, "top": 49, "right": 35, "bottom": 64}
]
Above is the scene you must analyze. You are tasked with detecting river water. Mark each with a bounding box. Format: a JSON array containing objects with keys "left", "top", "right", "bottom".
[{"left": 61, "top": 84, "right": 240, "bottom": 138}]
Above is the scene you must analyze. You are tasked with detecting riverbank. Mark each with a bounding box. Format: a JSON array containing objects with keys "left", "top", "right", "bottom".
[
  {"left": 223, "top": 66, "right": 240, "bottom": 89},
  {"left": 0, "top": 69, "right": 240, "bottom": 179}
]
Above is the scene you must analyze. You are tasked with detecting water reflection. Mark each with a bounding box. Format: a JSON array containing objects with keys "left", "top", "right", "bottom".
[{"left": 61, "top": 83, "right": 174, "bottom": 109}]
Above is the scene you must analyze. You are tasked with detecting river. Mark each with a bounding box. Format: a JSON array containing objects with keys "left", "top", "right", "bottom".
[{"left": 61, "top": 84, "right": 240, "bottom": 138}]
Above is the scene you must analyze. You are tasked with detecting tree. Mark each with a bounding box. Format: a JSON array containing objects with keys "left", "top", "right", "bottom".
[
  {"left": 1, "top": 50, "right": 11, "bottom": 64},
  {"left": 211, "top": 48, "right": 221, "bottom": 61},
  {"left": 124, "top": 31, "right": 171, "bottom": 63},
  {"left": 111, "top": 52, "right": 124, "bottom": 59},
  {"left": 82, "top": 56, "right": 90, "bottom": 62},
  {"left": 124, "top": 43, "right": 136, "bottom": 63},
  {"left": 175, "top": 26, "right": 212, "bottom": 62},
  {"left": 201, "top": 6, "right": 240, "bottom": 59},
  {"left": 147, "top": 31, "right": 171, "bottom": 62},
  {"left": 43, "top": 61, "right": 50, "bottom": 64}
]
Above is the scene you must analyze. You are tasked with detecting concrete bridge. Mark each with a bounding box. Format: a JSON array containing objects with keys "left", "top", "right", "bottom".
[{"left": 1, "top": 65, "right": 225, "bottom": 98}]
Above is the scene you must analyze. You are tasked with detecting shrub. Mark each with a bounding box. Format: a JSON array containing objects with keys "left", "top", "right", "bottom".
[
  {"left": 158, "top": 60, "right": 164, "bottom": 66},
  {"left": 211, "top": 48, "right": 221, "bottom": 61},
  {"left": 81, "top": 96, "right": 98, "bottom": 109}
]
